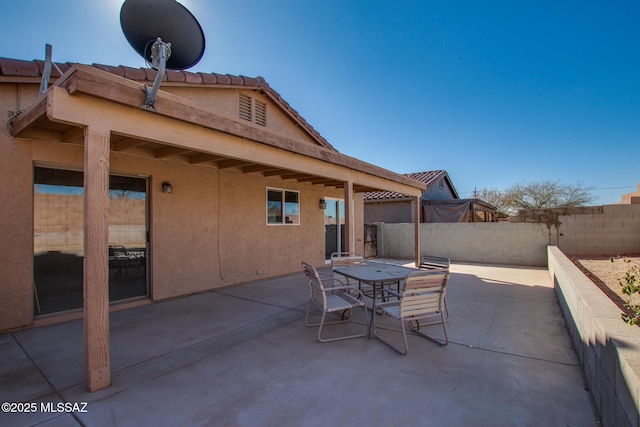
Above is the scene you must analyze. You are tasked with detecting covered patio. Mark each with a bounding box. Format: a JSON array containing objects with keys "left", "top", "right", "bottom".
[{"left": 1, "top": 262, "right": 599, "bottom": 426}]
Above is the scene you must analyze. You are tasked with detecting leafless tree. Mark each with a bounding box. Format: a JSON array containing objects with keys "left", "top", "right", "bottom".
[{"left": 478, "top": 180, "right": 595, "bottom": 216}]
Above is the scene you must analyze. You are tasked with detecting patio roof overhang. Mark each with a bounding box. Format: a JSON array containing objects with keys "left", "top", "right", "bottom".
[
  {"left": 8, "top": 64, "right": 425, "bottom": 392},
  {"left": 9, "top": 64, "right": 425, "bottom": 197}
]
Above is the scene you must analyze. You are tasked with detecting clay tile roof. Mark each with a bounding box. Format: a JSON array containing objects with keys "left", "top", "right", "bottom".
[
  {"left": 33, "top": 60, "right": 70, "bottom": 78},
  {"left": 165, "top": 69, "right": 186, "bottom": 82},
  {"left": 214, "top": 73, "right": 231, "bottom": 85},
  {"left": 92, "top": 63, "right": 126, "bottom": 77},
  {"left": 0, "top": 57, "right": 335, "bottom": 150},
  {"left": 198, "top": 72, "right": 217, "bottom": 84},
  {"left": 0, "top": 58, "right": 42, "bottom": 76},
  {"left": 185, "top": 71, "right": 203, "bottom": 84},
  {"left": 241, "top": 75, "right": 259, "bottom": 86},
  {"left": 364, "top": 170, "right": 449, "bottom": 200},
  {"left": 121, "top": 65, "right": 147, "bottom": 80},
  {"left": 142, "top": 67, "right": 160, "bottom": 81}
]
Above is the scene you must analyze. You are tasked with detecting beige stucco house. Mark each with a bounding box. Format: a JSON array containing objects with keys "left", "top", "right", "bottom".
[{"left": 0, "top": 57, "right": 425, "bottom": 390}]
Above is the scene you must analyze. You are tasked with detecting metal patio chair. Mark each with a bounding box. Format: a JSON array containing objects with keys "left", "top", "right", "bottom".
[
  {"left": 373, "top": 270, "right": 449, "bottom": 354},
  {"left": 302, "top": 261, "right": 369, "bottom": 343},
  {"left": 330, "top": 252, "right": 364, "bottom": 288},
  {"left": 419, "top": 254, "right": 451, "bottom": 320}
]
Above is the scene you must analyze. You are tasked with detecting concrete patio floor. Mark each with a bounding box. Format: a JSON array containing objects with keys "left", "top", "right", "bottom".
[{"left": 1, "top": 261, "right": 600, "bottom": 426}]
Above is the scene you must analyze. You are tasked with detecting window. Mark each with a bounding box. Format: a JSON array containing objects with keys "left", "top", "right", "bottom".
[
  {"left": 267, "top": 188, "right": 299, "bottom": 225},
  {"left": 239, "top": 93, "right": 267, "bottom": 126}
]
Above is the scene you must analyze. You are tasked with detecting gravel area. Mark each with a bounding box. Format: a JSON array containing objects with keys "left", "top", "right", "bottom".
[{"left": 573, "top": 257, "right": 640, "bottom": 315}]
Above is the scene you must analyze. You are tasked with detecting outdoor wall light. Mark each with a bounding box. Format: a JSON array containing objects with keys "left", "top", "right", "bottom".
[
  {"left": 162, "top": 181, "right": 173, "bottom": 193},
  {"left": 319, "top": 199, "right": 327, "bottom": 209}
]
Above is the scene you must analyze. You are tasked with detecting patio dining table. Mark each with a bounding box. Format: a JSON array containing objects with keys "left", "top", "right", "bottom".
[{"left": 333, "top": 261, "right": 418, "bottom": 334}]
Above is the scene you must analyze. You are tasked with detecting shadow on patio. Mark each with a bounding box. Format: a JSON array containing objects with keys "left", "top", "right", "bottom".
[{"left": 1, "top": 262, "right": 599, "bottom": 426}]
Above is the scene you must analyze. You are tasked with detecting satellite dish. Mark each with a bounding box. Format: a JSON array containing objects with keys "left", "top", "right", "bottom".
[
  {"left": 120, "top": 0, "right": 205, "bottom": 70},
  {"left": 120, "top": 0, "right": 206, "bottom": 109}
]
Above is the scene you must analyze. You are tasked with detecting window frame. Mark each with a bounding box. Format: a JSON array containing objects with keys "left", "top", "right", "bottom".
[{"left": 266, "top": 187, "right": 300, "bottom": 226}]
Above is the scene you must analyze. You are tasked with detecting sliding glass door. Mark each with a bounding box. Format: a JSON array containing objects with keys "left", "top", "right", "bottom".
[
  {"left": 33, "top": 167, "right": 148, "bottom": 315},
  {"left": 324, "top": 198, "right": 345, "bottom": 260}
]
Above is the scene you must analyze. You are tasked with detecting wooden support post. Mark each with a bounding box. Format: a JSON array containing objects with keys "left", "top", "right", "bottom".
[
  {"left": 415, "top": 196, "right": 421, "bottom": 267},
  {"left": 83, "top": 126, "right": 111, "bottom": 392},
  {"left": 343, "top": 181, "right": 355, "bottom": 252}
]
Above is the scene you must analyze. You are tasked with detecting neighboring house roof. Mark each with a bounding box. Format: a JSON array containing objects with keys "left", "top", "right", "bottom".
[
  {"left": 364, "top": 170, "right": 458, "bottom": 200},
  {"left": 0, "top": 57, "right": 334, "bottom": 150}
]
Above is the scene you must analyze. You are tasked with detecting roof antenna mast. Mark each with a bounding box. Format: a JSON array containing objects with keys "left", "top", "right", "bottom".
[{"left": 39, "top": 44, "right": 63, "bottom": 96}]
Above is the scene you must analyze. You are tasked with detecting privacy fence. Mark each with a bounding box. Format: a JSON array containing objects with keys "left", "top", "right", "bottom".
[{"left": 374, "top": 204, "right": 640, "bottom": 266}]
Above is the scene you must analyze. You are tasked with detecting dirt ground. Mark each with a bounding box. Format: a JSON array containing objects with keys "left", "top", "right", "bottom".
[{"left": 573, "top": 257, "right": 640, "bottom": 314}]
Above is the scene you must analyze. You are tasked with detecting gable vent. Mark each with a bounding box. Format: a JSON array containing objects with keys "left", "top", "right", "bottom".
[
  {"left": 255, "top": 99, "right": 267, "bottom": 126},
  {"left": 238, "top": 93, "right": 268, "bottom": 127},
  {"left": 239, "top": 94, "right": 252, "bottom": 122}
]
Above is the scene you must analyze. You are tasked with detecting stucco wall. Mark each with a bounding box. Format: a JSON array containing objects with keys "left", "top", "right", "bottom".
[
  {"left": 0, "top": 79, "right": 355, "bottom": 330},
  {"left": 0, "top": 84, "right": 38, "bottom": 331}
]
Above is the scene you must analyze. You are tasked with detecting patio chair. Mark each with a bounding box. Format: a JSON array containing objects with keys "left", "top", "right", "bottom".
[
  {"left": 302, "top": 261, "right": 369, "bottom": 343},
  {"left": 373, "top": 270, "right": 449, "bottom": 354},
  {"left": 419, "top": 254, "right": 451, "bottom": 320},
  {"left": 330, "top": 252, "right": 364, "bottom": 288}
]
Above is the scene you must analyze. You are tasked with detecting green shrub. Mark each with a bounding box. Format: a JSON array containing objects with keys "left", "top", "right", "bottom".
[{"left": 612, "top": 257, "right": 640, "bottom": 325}]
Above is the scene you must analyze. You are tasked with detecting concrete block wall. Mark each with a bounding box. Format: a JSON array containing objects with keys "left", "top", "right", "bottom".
[
  {"left": 548, "top": 246, "right": 640, "bottom": 427},
  {"left": 377, "top": 221, "right": 551, "bottom": 266},
  {"left": 376, "top": 204, "right": 640, "bottom": 266},
  {"left": 527, "top": 204, "right": 640, "bottom": 258},
  {"left": 34, "top": 193, "right": 146, "bottom": 254}
]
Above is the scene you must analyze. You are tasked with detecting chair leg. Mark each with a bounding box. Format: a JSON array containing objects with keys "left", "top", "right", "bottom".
[
  {"left": 372, "top": 313, "right": 409, "bottom": 355},
  {"left": 307, "top": 302, "right": 369, "bottom": 343},
  {"left": 410, "top": 313, "right": 449, "bottom": 346},
  {"left": 305, "top": 302, "right": 349, "bottom": 327}
]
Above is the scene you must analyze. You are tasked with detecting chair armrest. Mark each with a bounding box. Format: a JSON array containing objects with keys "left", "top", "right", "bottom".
[
  {"left": 326, "top": 285, "right": 366, "bottom": 300},
  {"left": 318, "top": 275, "right": 347, "bottom": 287}
]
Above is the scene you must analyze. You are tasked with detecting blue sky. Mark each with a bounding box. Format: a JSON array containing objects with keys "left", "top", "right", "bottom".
[{"left": 2, "top": 0, "right": 638, "bottom": 204}]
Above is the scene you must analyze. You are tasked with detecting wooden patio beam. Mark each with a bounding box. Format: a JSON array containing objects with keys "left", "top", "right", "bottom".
[
  {"left": 217, "top": 159, "right": 252, "bottom": 169},
  {"left": 189, "top": 153, "right": 225, "bottom": 164},
  {"left": 112, "top": 137, "right": 143, "bottom": 152},
  {"left": 155, "top": 146, "right": 191, "bottom": 158},
  {"left": 242, "top": 164, "right": 279, "bottom": 174},
  {"left": 261, "top": 169, "right": 288, "bottom": 177},
  {"left": 83, "top": 126, "right": 111, "bottom": 392}
]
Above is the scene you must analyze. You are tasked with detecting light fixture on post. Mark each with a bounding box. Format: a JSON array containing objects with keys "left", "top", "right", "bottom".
[
  {"left": 319, "top": 199, "right": 327, "bottom": 209},
  {"left": 162, "top": 181, "right": 173, "bottom": 193}
]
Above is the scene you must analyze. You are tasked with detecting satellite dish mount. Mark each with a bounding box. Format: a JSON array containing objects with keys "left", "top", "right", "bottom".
[
  {"left": 142, "top": 38, "right": 172, "bottom": 110},
  {"left": 120, "top": 0, "right": 205, "bottom": 111}
]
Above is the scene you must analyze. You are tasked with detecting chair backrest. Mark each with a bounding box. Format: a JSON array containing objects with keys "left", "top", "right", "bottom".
[
  {"left": 400, "top": 270, "right": 448, "bottom": 319},
  {"left": 330, "top": 252, "right": 364, "bottom": 269},
  {"left": 302, "top": 261, "right": 327, "bottom": 309},
  {"left": 419, "top": 255, "right": 450, "bottom": 271}
]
